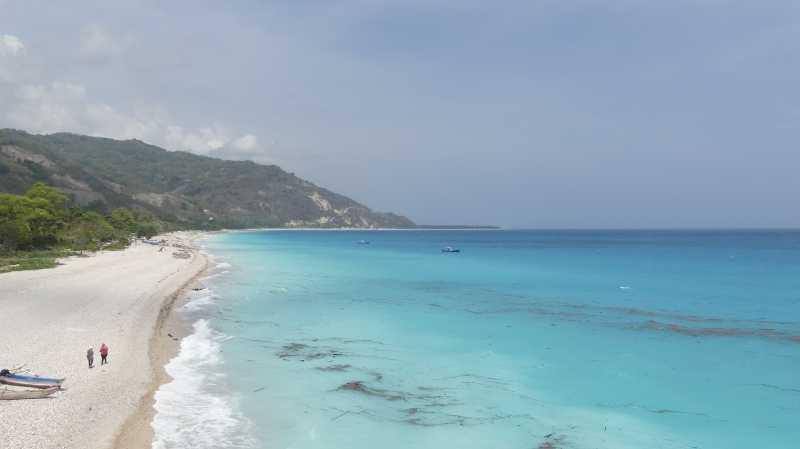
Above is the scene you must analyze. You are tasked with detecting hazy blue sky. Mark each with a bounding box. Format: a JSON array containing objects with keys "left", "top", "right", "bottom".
[{"left": 2, "top": 0, "right": 799, "bottom": 227}]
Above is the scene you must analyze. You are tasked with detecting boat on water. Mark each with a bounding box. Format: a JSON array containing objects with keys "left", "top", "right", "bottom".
[
  {"left": 441, "top": 246, "right": 461, "bottom": 253},
  {"left": 0, "top": 371, "right": 64, "bottom": 389},
  {"left": 0, "top": 386, "right": 59, "bottom": 400},
  {"left": 357, "top": 240, "right": 370, "bottom": 245}
]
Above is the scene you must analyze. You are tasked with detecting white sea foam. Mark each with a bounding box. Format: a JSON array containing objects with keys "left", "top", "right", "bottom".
[
  {"left": 200, "top": 259, "right": 231, "bottom": 281},
  {"left": 202, "top": 250, "right": 216, "bottom": 264},
  {"left": 200, "top": 271, "right": 227, "bottom": 281},
  {"left": 151, "top": 320, "right": 254, "bottom": 449},
  {"left": 182, "top": 290, "right": 216, "bottom": 312}
]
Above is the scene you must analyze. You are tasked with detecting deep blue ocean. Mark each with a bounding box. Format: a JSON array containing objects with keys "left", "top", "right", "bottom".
[{"left": 152, "top": 230, "right": 800, "bottom": 449}]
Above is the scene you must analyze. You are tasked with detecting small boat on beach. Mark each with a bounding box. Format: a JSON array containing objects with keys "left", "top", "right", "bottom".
[
  {"left": 441, "top": 246, "right": 461, "bottom": 253},
  {"left": 0, "top": 387, "right": 59, "bottom": 400},
  {"left": 0, "top": 371, "right": 64, "bottom": 389}
]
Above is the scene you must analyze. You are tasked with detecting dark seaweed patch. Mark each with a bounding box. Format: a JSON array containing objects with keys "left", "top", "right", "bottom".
[
  {"left": 745, "top": 383, "right": 800, "bottom": 394},
  {"left": 535, "top": 434, "right": 566, "bottom": 449},
  {"left": 277, "top": 342, "right": 345, "bottom": 360},
  {"left": 337, "top": 381, "right": 406, "bottom": 401},
  {"left": 315, "top": 364, "right": 352, "bottom": 372},
  {"left": 632, "top": 320, "right": 800, "bottom": 343}
]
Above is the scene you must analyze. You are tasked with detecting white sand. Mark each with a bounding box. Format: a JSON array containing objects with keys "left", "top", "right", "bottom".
[{"left": 0, "top": 233, "right": 207, "bottom": 449}]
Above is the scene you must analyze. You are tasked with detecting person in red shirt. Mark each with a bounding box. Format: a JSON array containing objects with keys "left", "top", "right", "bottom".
[{"left": 100, "top": 343, "right": 109, "bottom": 365}]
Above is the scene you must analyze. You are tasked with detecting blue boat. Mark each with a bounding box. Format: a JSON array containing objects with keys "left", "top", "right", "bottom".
[
  {"left": 441, "top": 246, "right": 461, "bottom": 253},
  {"left": 0, "top": 370, "right": 64, "bottom": 389}
]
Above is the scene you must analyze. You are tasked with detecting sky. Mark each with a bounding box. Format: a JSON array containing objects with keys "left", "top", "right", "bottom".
[{"left": 1, "top": 0, "right": 799, "bottom": 228}]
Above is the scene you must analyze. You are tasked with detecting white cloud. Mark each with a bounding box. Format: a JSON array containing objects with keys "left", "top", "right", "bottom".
[
  {"left": 4, "top": 79, "right": 259, "bottom": 155},
  {"left": 0, "top": 34, "right": 24, "bottom": 56},
  {"left": 1, "top": 25, "right": 275, "bottom": 166},
  {"left": 8, "top": 82, "right": 86, "bottom": 132},
  {"left": 0, "top": 32, "right": 259, "bottom": 157},
  {"left": 164, "top": 125, "right": 239, "bottom": 154},
  {"left": 231, "top": 134, "right": 258, "bottom": 151},
  {"left": 0, "top": 34, "right": 26, "bottom": 82}
]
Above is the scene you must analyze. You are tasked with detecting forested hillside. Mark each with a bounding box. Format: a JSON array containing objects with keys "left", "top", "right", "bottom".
[{"left": 0, "top": 129, "right": 414, "bottom": 229}]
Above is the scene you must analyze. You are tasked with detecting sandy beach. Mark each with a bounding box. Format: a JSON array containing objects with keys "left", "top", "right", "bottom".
[{"left": 0, "top": 232, "right": 207, "bottom": 449}]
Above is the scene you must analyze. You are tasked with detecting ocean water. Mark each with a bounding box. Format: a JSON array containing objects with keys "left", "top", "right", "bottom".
[{"left": 152, "top": 230, "right": 800, "bottom": 449}]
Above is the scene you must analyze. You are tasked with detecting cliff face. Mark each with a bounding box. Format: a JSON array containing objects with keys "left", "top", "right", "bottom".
[{"left": 0, "top": 129, "right": 414, "bottom": 228}]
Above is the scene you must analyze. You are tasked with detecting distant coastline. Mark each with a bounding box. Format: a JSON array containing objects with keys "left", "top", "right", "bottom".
[
  {"left": 220, "top": 226, "right": 501, "bottom": 233},
  {"left": 412, "top": 225, "right": 501, "bottom": 230}
]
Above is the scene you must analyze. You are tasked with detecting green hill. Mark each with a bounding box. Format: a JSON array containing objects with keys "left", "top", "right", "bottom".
[{"left": 0, "top": 129, "right": 413, "bottom": 229}]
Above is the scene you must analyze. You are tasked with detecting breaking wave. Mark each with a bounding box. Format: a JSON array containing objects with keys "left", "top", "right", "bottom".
[{"left": 151, "top": 320, "right": 254, "bottom": 449}]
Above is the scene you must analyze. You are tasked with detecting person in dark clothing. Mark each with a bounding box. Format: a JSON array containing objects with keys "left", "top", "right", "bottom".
[
  {"left": 87, "top": 347, "right": 94, "bottom": 368},
  {"left": 100, "top": 343, "right": 109, "bottom": 365}
]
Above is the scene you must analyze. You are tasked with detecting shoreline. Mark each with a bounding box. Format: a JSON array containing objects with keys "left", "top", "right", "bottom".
[
  {"left": 112, "top": 245, "right": 209, "bottom": 449},
  {"left": 0, "top": 232, "right": 208, "bottom": 449}
]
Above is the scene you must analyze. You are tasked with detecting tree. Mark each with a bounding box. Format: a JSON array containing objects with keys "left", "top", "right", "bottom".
[
  {"left": 0, "top": 193, "right": 58, "bottom": 250},
  {"left": 1, "top": 183, "right": 167, "bottom": 254},
  {"left": 136, "top": 222, "right": 159, "bottom": 239},
  {"left": 0, "top": 218, "right": 32, "bottom": 251},
  {"left": 16, "top": 182, "right": 68, "bottom": 247},
  {"left": 61, "top": 211, "right": 116, "bottom": 250},
  {"left": 25, "top": 182, "right": 67, "bottom": 214},
  {"left": 109, "top": 208, "right": 137, "bottom": 233}
]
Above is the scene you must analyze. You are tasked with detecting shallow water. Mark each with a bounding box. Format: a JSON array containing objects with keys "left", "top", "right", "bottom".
[{"left": 153, "top": 230, "right": 800, "bottom": 449}]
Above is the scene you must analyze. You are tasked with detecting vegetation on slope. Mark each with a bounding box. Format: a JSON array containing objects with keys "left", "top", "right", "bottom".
[
  {"left": 0, "top": 129, "right": 414, "bottom": 229},
  {"left": 0, "top": 182, "right": 164, "bottom": 272}
]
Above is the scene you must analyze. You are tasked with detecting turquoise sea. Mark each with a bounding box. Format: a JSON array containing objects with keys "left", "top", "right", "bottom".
[{"left": 152, "top": 230, "right": 800, "bottom": 449}]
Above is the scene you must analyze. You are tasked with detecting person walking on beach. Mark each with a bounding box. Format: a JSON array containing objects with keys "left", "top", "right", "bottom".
[
  {"left": 100, "top": 343, "right": 109, "bottom": 365},
  {"left": 86, "top": 347, "right": 94, "bottom": 369}
]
